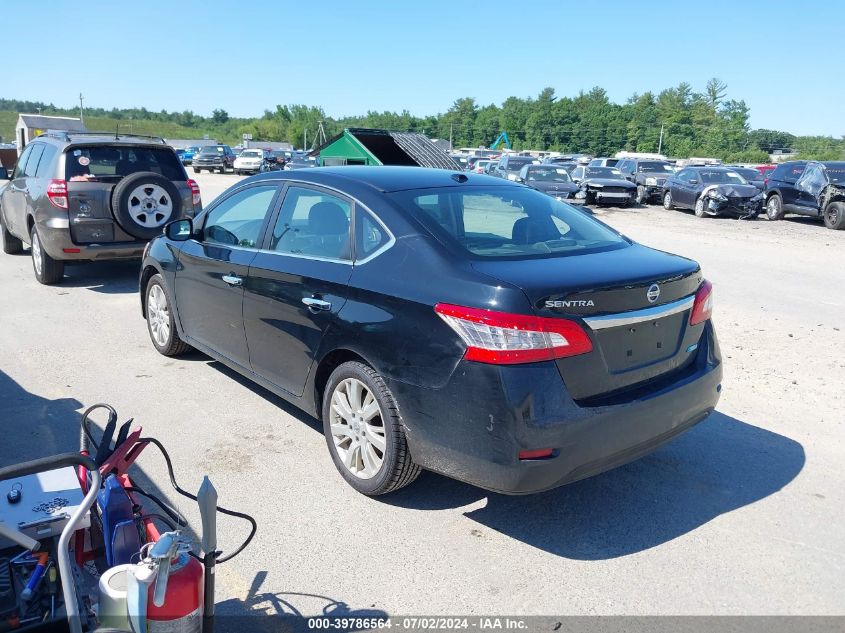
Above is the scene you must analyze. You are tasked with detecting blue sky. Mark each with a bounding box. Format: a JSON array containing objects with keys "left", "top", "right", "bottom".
[{"left": 6, "top": 1, "right": 844, "bottom": 136}]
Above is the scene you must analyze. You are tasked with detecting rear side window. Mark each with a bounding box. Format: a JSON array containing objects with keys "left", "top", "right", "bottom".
[
  {"left": 35, "top": 145, "right": 58, "bottom": 178},
  {"left": 65, "top": 146, "right": 185, "bottom": 181},
  {"left": 22, "top": 144, "right": 44, "bottom": 178},
  {"left": 357, "top": 211, "right": 390, "bottom": 258},
  {"left": 203, "top": 185, "right": 278, "bottom": 248},
  {"left": 391, "top": 186, "right": 626, "bottom": 259},
  {"left": 270, "top": 186, "right": 352, "bottom": 261}
]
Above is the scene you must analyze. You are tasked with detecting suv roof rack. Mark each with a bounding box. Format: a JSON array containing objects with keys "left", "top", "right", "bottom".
[{"left": 36, "top": 130, "right": 166, "bottom": 144}]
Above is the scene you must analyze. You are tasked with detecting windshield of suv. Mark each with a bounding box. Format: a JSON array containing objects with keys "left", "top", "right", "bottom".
[
  {"left": 526, "top": 167, "right": 572, "bottom": 183},
  {"left": 586, "top": 167, "right": 624, "bottom": 179},
  {"left": 698, "top": 170, "right": 747, "bottom": 185},
  {"left": 638, "top": 162, "right": 674, "bottom": 173},
  {"left": 199, "top": 146, "right": 224, "bottom": 155},
  {"left": 64, "top": 146, "right": 184, "bottom": 181},
  {"left": 391, "top": 186, "right": 627, "bottom": 259}
]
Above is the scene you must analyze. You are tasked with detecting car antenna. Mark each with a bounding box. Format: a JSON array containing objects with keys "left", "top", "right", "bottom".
[{"left": 115, "top": 124, "right": 119, "bottom": 140}]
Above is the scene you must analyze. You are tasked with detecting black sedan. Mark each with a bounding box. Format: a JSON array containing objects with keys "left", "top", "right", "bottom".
[
  {"left": 140, "top": 167, "right": 721, "bottom": 496},
  {"left": 663, "top": 166, "right": 763, "bottom": 218},
  {"left": 571, "top": 166, "right": 637, "bottom": 206},
  {"left": 517, "top": 164, "right": 580, "bottom": 200}
]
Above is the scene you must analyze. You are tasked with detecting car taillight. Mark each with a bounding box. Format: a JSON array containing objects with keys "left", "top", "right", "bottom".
[
  {"left": 689, "top": 279, "right": 714, "bottom": 325},
  {"left": 47, "top": 179, "right": 68, "bottom": 209},
  {"left": 434, "top": 303, "right": 593, "bottom": 364},
  {"left": 187, "top": 179, "right": 201, "bottom": 206}
]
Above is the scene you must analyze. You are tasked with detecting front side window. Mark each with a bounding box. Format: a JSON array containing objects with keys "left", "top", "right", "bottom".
[
  {"left": 203, "top": 185, "right": 278, "bottom": 248},
  {"left": 391, "top": 186, "right": 627, "bottom": 259},
  {"left": 270, "top": 186, "right": 352, "bottom": 261},
  {"left": 12, "top": 145, "right": 34, "bottom": 179}
]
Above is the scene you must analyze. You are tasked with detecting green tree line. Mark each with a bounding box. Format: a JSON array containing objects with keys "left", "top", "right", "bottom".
[{"left": 1, "top": 79, "right": 842, "bottom": 161}]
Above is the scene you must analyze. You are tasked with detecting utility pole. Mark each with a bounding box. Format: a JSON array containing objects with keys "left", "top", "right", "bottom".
[
  {"left": 657, "top": 123, "right": 664, "bottom": 155},
  {"left": 449, "top": 123, "right": 453, "bottom": 151},
  {"left": 79, "top": 93, "right": 84, "bottom": 125},
  {"left": 304, "top": 129, "right": 307, "bottom": 151}
]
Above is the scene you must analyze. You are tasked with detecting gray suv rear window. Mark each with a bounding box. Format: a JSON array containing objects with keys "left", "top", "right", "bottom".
[{"left": 64, "top": 146, "right": 184, "bottom": 181}]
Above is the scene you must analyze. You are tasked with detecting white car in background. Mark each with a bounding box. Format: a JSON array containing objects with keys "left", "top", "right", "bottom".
[{"left": 233, "top": 149, "right": 268, "bottom": 175}]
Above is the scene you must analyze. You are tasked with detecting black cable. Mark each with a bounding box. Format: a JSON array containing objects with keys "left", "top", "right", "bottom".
[
  {"left": 79, "top": 402, "right": 117, "bottom": 452},
  {"left": 124, "top": 486, "right": 187, "bottom": 528},
  {"left": 138, "top": 437, "right": 257, "bottom": 564}
]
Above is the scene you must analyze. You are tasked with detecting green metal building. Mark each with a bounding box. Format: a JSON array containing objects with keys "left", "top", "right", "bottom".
[{"left": 315, "top": 128, "right": 459, "bottom": 170}]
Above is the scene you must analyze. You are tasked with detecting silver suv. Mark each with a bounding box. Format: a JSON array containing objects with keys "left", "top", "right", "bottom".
[{"left": 0, "top": 132, "right": 201, "bottom": 284}]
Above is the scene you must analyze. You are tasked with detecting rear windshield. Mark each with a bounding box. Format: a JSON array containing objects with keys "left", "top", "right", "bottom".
[
  {"left": 64, "top": 146, "right": 184, "bottom": 181},
  {"left": 390, "top": 186, "right": 627, "bottom": 259},
  {"left": 824, "top": 166, "right": 845, "bottom": 183},
  {"left": 731, "top": 168, "right": 760, "bottom": 181},
  {"left": 699, "top": 170, "right": 747, "bottom": 184}
]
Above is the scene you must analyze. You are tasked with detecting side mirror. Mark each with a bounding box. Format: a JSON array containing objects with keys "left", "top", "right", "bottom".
[
  {"left": 689, "top": 179, "right": 699, "bottom": 185},
  {"left": 165, "top": 218, "right": 193, "bottom": 241},
  {"left": 0, "top": 167, "right": 9, "bottom": 180}
]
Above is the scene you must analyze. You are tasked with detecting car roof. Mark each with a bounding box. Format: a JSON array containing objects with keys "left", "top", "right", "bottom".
[
  {"left": 248, "top": 166, "right": 521, "bottom": 193},
  {"left": 822, "top": 161, "right": 845, "bottom": 168}
]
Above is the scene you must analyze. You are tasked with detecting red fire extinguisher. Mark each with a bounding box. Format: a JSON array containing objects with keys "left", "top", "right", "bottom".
[{"left": 146, "top": 549, "right": 204, "bottom": 632}]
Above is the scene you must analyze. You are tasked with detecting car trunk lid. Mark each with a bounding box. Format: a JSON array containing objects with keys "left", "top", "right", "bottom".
[{"left": 471, "top": 243, "right": 706, "bottom": 401}]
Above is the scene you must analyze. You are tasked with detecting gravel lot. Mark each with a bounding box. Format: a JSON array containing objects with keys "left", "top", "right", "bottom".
[{"left": 1, "top": 170, "right": 843, "bottom": 619}]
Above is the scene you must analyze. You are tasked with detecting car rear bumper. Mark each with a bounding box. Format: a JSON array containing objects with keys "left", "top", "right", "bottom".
[
  {"left": 391, "top": 322, "right": 722, "bottom": 494},
  {"left": 36, "top": 218, "right": 145, "bottom": 260}
]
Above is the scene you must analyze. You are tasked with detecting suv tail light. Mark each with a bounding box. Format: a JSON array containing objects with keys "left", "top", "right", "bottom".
[
  {"left": 689, "top": 280, "right": 714, "bottom": 325},
  {"left": 435, "top": 303, "right": 593, "bottom": 364},
  {"left": 47, "top": 179, "right": 68, "bottom": 209},
  {"left": 187, "top": 179, "right": 201, "bottom": 207}
]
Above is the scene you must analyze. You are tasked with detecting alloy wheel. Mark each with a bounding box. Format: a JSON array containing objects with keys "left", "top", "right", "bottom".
[
  {"left": 329, "top": 378, "right": 386, "bottom": 479},
  {"left": 147, "top": 284, "right": 171, "bottom": 347},
  {"left": 31, "top": 232, "right": 43, "bottom": 276}
]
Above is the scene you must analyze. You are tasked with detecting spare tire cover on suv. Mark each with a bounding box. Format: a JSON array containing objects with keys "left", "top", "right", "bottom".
[{"left": 111, "top": 171, "right": 183, "bottom": 240}]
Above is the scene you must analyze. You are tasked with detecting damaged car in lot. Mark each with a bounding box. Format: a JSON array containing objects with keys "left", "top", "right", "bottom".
[
  {"left": 616, "top": 158, "right": 676, "bottom": 204},
  {"left": 662, "top": 166, "right": 762, "bottom": 219},
  {"left": 571, "top": 165, "right": 637, "bottom": 206},
  {"left": 517, "top": 164, "right": 580, "bottom": 200},
  {"left": 763, "top": 161, "right": 845, "bottom": 230},
  {"left": 140, "top": 167, "right": 721, "bottom": 496}
]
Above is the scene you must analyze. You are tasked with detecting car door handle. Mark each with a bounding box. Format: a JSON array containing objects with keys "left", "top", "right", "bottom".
[
  {"left": 222, "top": 274, "right": 242, "bottom": 287},
  {"left": 302, "top": 297, "right": 332, "bottom": 311}
]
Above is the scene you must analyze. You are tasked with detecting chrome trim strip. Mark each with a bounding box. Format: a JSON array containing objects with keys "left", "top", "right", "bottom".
[{"left": 583, "top": 296, "right": 695, "bottom": 330}]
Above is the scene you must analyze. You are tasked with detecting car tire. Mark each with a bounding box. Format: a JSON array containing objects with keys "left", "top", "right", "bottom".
[
  {"left": 111, "top": 172, "right": 183, "bottom": 241},
  {"left": 145, "top": 274, "right": 192, "bottom": 356},
  {"left": 766, "top": 194, "right": 784, "bottom": 220},
  {"left": 30, "top": 226, "right": 64, "bottom": 285},
  {"left": 1, "top": 213, "right": 23, "bottom": 254},
  {"left": 823, "top": 201, "right": 845, "bottom": 230},
  {"left": 322, "top": 360, "right": 421, "bottom": 496},
  {"left": 663, "top": 191, "right": 674, "bottom": 210},
  {"left": 635, "top": 185, "right": 647, "bottom": 205},
  {"left": 694, "top": 196, "right": 708, "bottom": 218},
  {"left": 193, "top": 168, "right": 200, "bottom": 174}
]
